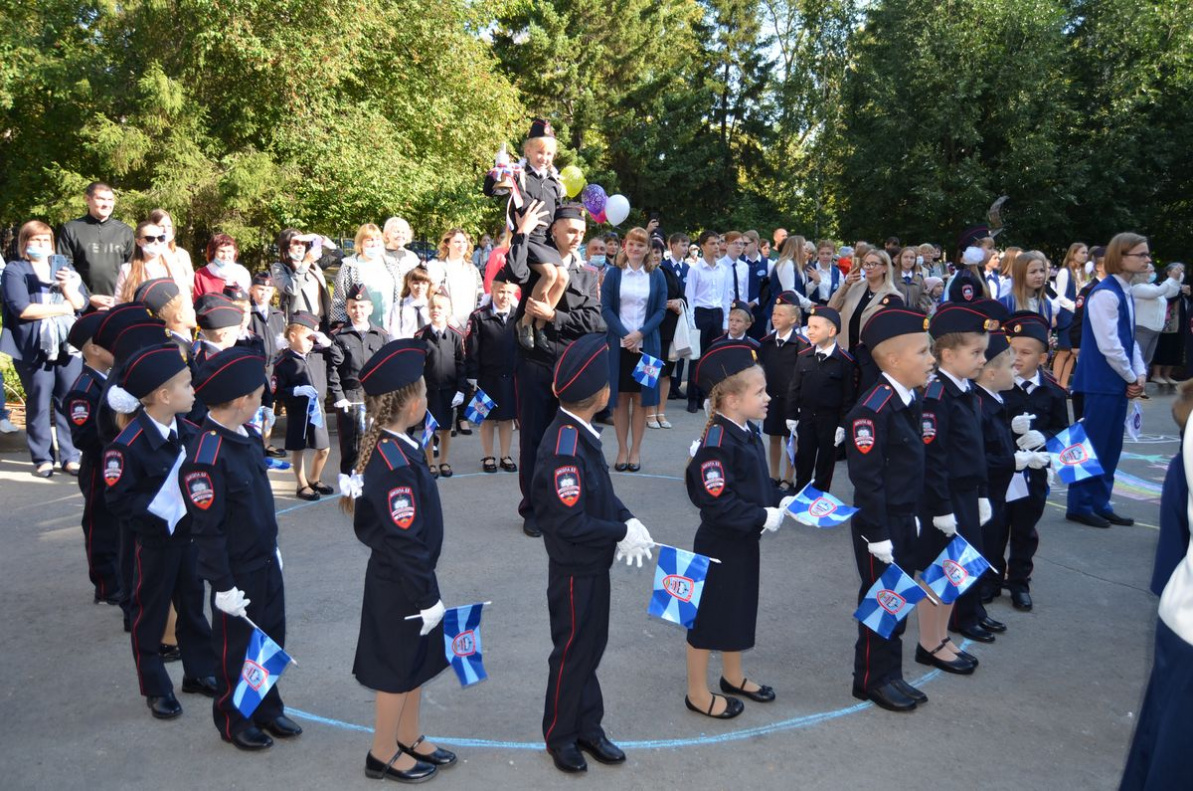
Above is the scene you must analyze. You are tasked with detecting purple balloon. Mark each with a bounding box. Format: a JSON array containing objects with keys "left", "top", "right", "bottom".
[{"left": 581, "top": 184, "right": 607, "bottom": 216}]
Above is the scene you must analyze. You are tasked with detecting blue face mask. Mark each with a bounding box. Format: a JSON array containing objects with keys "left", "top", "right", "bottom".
[
  {"left": 26, "top": 247, "right": 48, "bottom": 260},
  {"left": 589, "top": 255, "right": 606, "bottom": 267}
]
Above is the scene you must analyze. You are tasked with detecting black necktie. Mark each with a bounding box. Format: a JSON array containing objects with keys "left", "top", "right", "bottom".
[
  {"left": 167, "top": 429, "right": 178, "bottom": 447},
  {"left": 776, "top": 340, "right": 783, "bottom": 348},
  {"left": 816, "top": 352, "right": 826, "bottom": 363},
  {"left": 415, "top": 306, "right": 425, "bottom": 327},
  {"left": 733, "top": 265, "right": 740, "bottom": 300}
]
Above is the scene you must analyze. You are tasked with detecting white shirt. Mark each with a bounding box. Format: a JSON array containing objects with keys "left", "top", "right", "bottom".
[
  {"left": 939, "top": 368, "right": 971, "bottom": 393},
  {"left": 210, "top": 416, "right": 249, "bottom": 437},
  {"left": 383, "top": 427, "right": 421, "bottom": 452},
  {"left": 1131, "top": 275, "right": 1182, "bottom": 332},
  {"left": 1087, "top": 274, "right": 1146, "bottom": 382},
  {"left": 774, "top": 328, "right": 796, "bottom": 346},
  {"left": 984, "top": 270, "right": 1002, "bottom": 299},
  {"left": 977, "top": 383, "right": 1004, "bottom": 404},
  {"left": 684, "top": 257, "right": 732, "bottom": 328},
  {"left": 146, "top": 414, "right": 179, "bottom": 441},
  {"left": 814, "top": 341, "right": 838, "bottom": 359},
  {"left": 1014, "top": 370, "right": 1042, "bottom": 393},
  {"left": 1158, "top": 427, "right": 1193, "bottom": 642},
  {"left": 882, "top": 372, "right": 915, "bottom": 407},
  {"left": 812, "top": 263, "right": 836, "bottom": 302},
  {"left": 394, "top": 297, "right": 430, "bottom": 339},
  {"left": 618, "top": 264, "right": 651, "bottom": 333},
  {"left": 719, "top": 255, "right": 750, "bottom": 303},
  {"left": 560, "top": 408, "right": 601, "bottom": 441}
]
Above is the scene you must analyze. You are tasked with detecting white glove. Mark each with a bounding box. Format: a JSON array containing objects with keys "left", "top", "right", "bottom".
[
  {"left": 1011, "top": 413, "right": 1035, "bottom": 435},
  {"left": 262, "top": 406, "right": 276, "bottom": 429},
  {"left": 834, "top": 427, "right": 845, "bottom": 447},
  {"left": 762, "top": 507, "right": 786, "bottom": 532},
  {"left": 1014, "top": 450, "right": 1033, "bottom": 471},
  {"left": 933, "top": 514, "right": 958, "bottom": 536},
  {"left": 615, "top": 519, "right": 654, "bottom": 567},
  {"left": 785, "top": 419, "right": 798, "bottom": 434},
  {"left": 312, "top": 331, "right": 332, "bottom": 348},
  {"left": 451, "top": 391, "right": 465, "bottom": 408},
  {"left": 275, "top": 548, "right": 283, "bottom": 571},
  {"left": 419, "top": 599, "right": 446, "bottom": 636},
  {"left": 867, "top": 539, "right": 895, "bottom": 565},
  {"left": 214, "top": 588, "right": 250, "bottom": 618},
  {"left": 978, "top": 498, "right": 992, "bottom": 525},
  {"left": 333, "top": 399, "right": 351, "bottom": 411},
  {"left": 293, "top": 385, "right": 319, "bottom": 400},
  {"left": 1028, "top": 451, "right": 1051, "bottom": 469},
  {"left": 467, "top": 378, "right": 478, "bottom": 389},
  {"left": 1016, "top": 430, "right": 1046, "bottom": 450}
]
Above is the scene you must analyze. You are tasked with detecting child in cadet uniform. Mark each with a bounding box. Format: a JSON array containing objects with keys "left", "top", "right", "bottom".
[
  {"left": 223, "top": 284, "right": 264, "bottom": 355},
  {"left": 248, "top": 271, "right": 287, "bottom": 458},
  {"left": 466, "top": 271, "right": 519, "bottom": 474},
  {"left": 759, "top": 291, "right": 806, "bottom": 488},
  {"left": 997, "top": 311, "right": 1069, "bottom": 611},
  {"left": 685, "top": 340, "right": 795, "bottom": 720},
  {"left": 849, "top": 293, "right": 905, "bottom": 396},
  {"left": 785, "top": 305, "right": 857, "bottom": 494},
  {"left": 532, "top": 333, "right": 654, "bottom": 773},
  {"left": 273, "top": 310, "right": 333, "bottom": 500},
  {"left": 62, "top": 312, "right": 120, "bottom": 604},
  {"left": 189, "top": 293, "right": 245, "bottom": 424},
  {"left": 716, "top": 300, "right": 761, "bottom": 347},
  {"left": 484, "top": 118, "right": 565, "bottom": 351},
  {"left": 342, "top": 339, "right": 458, "bottom": 784},
  {"left": 329, "top": 283, "right": 390, "bottom": 476},
  {"left": 844, "top": 308, "right": 936, "bottom": 712},
  {"left": 181, "top": 347, "right": 301, "bottom": 751},
  {"left": 414, "top": 293, "right": 466, "bottom": 478},
  {"left": 918, "top": 303, "right": 1000, "bottom": 668},
  {"left": 134, "top": 278, "right": 196, "bottom": 358},
  {"left": 103, "top": 343, "right": 218, "bottom": 721}
]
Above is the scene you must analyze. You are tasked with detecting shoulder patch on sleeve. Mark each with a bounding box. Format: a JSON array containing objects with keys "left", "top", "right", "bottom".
[
  {"left": 851, "top": 418, "right": 876, "bottom": 454},
  {"left": 102, "top": 448, "right": 125, "bottom": 486},
  {"left": 862, "top": 386, "right": 893, "bottom": 413},
  {"left": 387, "top": 486, "right": 417, "bottom": 529},
  {"left": 554, "top": 465, "right": 582, "bottom": 506},
  {"left": 193, "top": 431, "right": 223, "bottom": 466},
  {"left": 699, "top": 459, "right": 726, "bottom": 496},
  {"left": 704, "top": 424, "right": 725, "bottom": 448},
  {"left": 554, "top": 425, "right": 580, "bottom": 456},
  {"left": 184, "top": 471, "right": 215, "bottom": 510},
  {"left": 925, "top": 380, "right": 945, "bottom": 401},
  {"left": 921, "top": 411, "right": 937, "bottom": 444},
  {"left": 68, "top": 398, "right": 91, "bottom": 426}
]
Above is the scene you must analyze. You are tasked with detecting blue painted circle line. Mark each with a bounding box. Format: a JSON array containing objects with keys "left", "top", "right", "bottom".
[{"left": 284, "top": 662, "right": 961, "bottom": 750}]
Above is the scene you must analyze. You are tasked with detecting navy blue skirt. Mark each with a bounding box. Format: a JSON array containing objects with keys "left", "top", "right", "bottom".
[{"left": 1120, "top": 618, "right": 1193, "bottom": 790}]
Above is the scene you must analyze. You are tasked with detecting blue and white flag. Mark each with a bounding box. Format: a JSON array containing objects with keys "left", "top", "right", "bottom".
[
  {"left": 786, "top": 484, "right": 857, "bottom": 528},
  {"left": 306, "top": 394, "right": 323, "bottom": 429},
  {"left": 465, "top": 389, "right": 496, "bottom": 424},
  {"left": 442, "top": 603, "right": 487, "bottom": 687},
  {"left": 233, "top": 628, "right": 292, "bottom": 718},
  {"left": 420, "top": 412, "right": 439, "bottom": 448},
  {"left": 632, "top": 353, "right": 663, "bottom": 389},
  {"left": 1125, "top": 401, "right": 1143, "bottom": 442},
  {"left": 785, "top": 432, "right": 796, "bottom": 467},
  {"left": 853, "top": 564, "right": 927, "bottom": 639},
  {"left": 648, "top": 545, "right": 711, "bottom": 629},
  {"left": 1046, "top": 422, "right": 1104, "bottom": 484},
  {"left": 921, "top": 535, "right": 991, "bottom": 604}
]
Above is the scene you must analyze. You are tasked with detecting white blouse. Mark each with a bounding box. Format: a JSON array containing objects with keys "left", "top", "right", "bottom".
[{"left": 618, "top": 265, "right": 650, "bottom": 333}]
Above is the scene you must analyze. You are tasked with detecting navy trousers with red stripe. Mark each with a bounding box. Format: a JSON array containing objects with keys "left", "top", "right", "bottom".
[
  {"left": 851, "top": 516, "right": 913, "bottom": 693},
  {"left": 543, "top": 569, "right": 609, "bottom": 749},
  {"left": 211, "top": 559, "right": 286, "bottom": 738},
  {"left": 77, "top": 454, "right": 120, "bottom": 601},
  {"left": 129, "top": 536, "right": 216, "bottom": 697}
]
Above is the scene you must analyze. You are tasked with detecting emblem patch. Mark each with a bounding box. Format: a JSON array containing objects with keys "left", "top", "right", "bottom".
[
  {"left": 103, "top": 450, "right": 123, "bottom": 486},
  {"left": 922, "top": 412, "right": 937, "bottom": 444},
  {"left": 700, "top": 460, "right": 725, "bottom": 496},
  {"left": 961, "top": 284, "right": 974, "bottom": 301},
  {"left": 241, "top": 659, "right": 268, "bottom": 691},
  {"left": 808, "top": 497, "right": 837, "bottom": 519},
  {"left": 185, "top": 471, "right": 215, "bottom": 510},
  {"left": 943, "top": 559, "right": 968, "bottom": 587},
  {"left": 452, "top": 631, "right": 477, "bottom": 657},
  {"left": 663, "top": 574, "right": 695, "bottom": 602},
  {"left": 1058, "top": 444, "right": 1088, "bottom": 466},
  {"left": 69, "top": 399, "right": 90, "bottom": 426},
  {"left": 877, "top": 589, "right": 907, "bottom": 615},
  {"left": 554, "top": 465, "right": 581, "bottom": 507},
  {"left": 388, "top": 486, "right": 416, "bottom": 529},
  {"left": 852, "top": 419, "right": 875, "bottom": 454},
  {"left": 270, "top": 375, "right": 278, "bottom": 395}
]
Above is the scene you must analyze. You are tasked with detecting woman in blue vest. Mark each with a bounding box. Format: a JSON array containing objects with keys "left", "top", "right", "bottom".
[{"left": 1066, "top": 233, "right": 1150, "bottom": 528}]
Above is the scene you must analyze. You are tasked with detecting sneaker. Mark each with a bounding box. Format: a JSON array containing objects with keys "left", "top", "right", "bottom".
[{"left": 0, "top": 418, "right": 17, "bottom": 434}]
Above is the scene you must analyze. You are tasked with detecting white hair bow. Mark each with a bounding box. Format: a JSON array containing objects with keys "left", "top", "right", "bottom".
[{"left": 338, "top": 471, "right": 364, "bottom": 499}]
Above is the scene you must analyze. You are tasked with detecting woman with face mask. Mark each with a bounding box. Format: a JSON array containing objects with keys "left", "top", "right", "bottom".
[
  {"left": 270, "top": 228, "right": 331, "bottom": 330},
  {"left": 114, "top": 218, "right": 191, "bottom": 304},
  {"left": 193, "top": 233, "right": 252, "bottom": 298},
  {"left": 332, "top": 223, "right": 399, "bottom": 330}
]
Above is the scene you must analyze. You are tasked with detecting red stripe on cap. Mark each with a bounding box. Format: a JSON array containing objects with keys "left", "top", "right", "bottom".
[
  {"left": 553, "top": 344, "right": 604, "bottom": 397},
  {"left": 194, "top": 354, "right": 266, "bottom": 395},
  {"left": 359, "top": 347, "right": 423, "bottom": 383},
  {"left": 121, "top": 346, "right": 183, "bottom": 388},
  {"left": 693, "top": 342, "right": 753, "bottom": 383}
]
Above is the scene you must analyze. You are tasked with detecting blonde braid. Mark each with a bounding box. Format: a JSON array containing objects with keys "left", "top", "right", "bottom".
[
  {"left": 685, "top": 365, "right": 763, "bottom": 464},
  {"left": 339, "top": 383, "right": 421, "bottom": 515}
]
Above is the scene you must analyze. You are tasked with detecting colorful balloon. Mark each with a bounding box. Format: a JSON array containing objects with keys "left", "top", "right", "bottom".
[
  {"left": 581, "top": 184, "right": 607, "bottom": 216},
  {"left": 560, "top": 165, "right": 586, "bottom": 198},
  {"left": 605, "top": 194, "right": 630, "bottom": 226}
]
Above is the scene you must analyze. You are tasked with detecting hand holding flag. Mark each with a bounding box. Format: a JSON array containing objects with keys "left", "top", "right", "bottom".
[
  {"left": 233, "top": 626, "right": 294, "bottom": 719},
  {"left": 922, "top": 534, "right": 991, "bottom": 604},
  {"left": 420, "top": 413, "right": 439, "bottom": 448},
  {"left": 785, "top": 484, "right": 858, "bottom": 528},
  {"left": 854, "top": 563, "right": 927, "bottom": 638},
  {"left": 1046, "top": 422, "right": 1104, "bottom": 484},
  {"left": 632, "top": 353, "right": 663, "bottom": 389},
  {"left": 441, "top": 603, "right": 488, "bottom": 687},
  {"left": 465, "top": 389, "right": 497, "bottom": 424},
  {"left": 648, "top": 545, "right": 712, "bottom": 628}
]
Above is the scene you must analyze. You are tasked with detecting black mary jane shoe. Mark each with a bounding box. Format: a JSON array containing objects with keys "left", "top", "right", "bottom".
[
  {"left": 626, "top": 461, "right": 641, "bottom": 472},
  {"left": 296, "top": 486, "right": 321, "bottom": 501},
  {"left": 310, "top": 480, "right": 335, "bottom": 496},
  {"left": 852, "top": 681, "right": 917, "bottom": 712},
  {"left": 456, "top": 420, "right": 473, "bottom": 436},
  {"left": 719, "top": 676, "right": 776, "bottom": 703},
  {"left": 399, "top": 735, "right": 456, "bottom": 768},
  {"left": 577, "top": 735, "right": 626, "bottom": 765},
  {"left": 261, "top": 714, "right": 303, "bottom": 738},
  {"left": 146, "top": 693, "right": 182, "bottom": 720},
  {"left": 226, "top": 726, "right": 273, "bottom": 751},
  {"left": 365, "top": 749, "right": 436, "bottom": 782},
  {"left": 685, "top": 693, "right": 744, "bottom": 719},
  {"left": 482, "top": 456, "right": 498, "bottom": 473},
  {"left": 439, "top": 464, "right": 453, "bottom": 478},
  {"left": 499, "top": 456, "right": 518, "bottom": 472},
  {"left": 892, "top": 678, "right": 927, "bottom": 704},
  {"left": 614, "top": 461, "right": 629, "bottom": 472},
  {"left": 915, "top": 640, "right": 976, "bottom": 675},
  {"left": 547, "top": 744, "right": 587, "bottom": 773},
  {"left": 181, "top": 675, "right": 218, "bottom": 697},
  {"left": 943, "top": 637, "right": 979, "bottom": 667}
]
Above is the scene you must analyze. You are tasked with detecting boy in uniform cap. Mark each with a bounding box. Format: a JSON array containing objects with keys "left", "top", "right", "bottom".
[
  {"left": 246, "top": 272, "right": 287, "bottom": 457},
  {"left": 532, "top": 333, "right": 654, "bottom": 774},
  {"left": 329, "top": 283, "right": 390, "bottom": 474},
  {"left": 465, "top": 270, "right": 520, "bottom": 473},
  {"left": 181, "top": 347, "right": 301, "bottom": 751},
  {"left": 273, "top": 310, "right": 333, "bottom": 499},
  {"left": 997, "top": 311, "right": 1068, "bottom": 609},
  {"left": 62, "top": 311, "right": 121, "bottom": 604},
  {"left": 845, "top": 307, "right": 936, "bottom": 711},
  {"left": 785, "top": 305, "right": 857, "bottom": 494},
  {"left": 759, "top": 291, "right": 807, "bottom": 487},
  {"left": 716, "top": 300, "right": 761, "bottom": 347},
  {"left": 135, "top": 278, "right": 196, "bottom": 358},
  {"left": 103, "top": 343, "right": 218, "bottom": 720}
]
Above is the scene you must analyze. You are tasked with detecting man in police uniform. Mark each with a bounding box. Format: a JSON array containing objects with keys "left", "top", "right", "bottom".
[{"left": 506, "top": 202, "right": 606, "bottom": 538}]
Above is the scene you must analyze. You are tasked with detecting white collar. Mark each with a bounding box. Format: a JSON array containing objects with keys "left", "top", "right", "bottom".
[
  {"left": 383, "top": 428, "right": 421, "bottom": 451},
  {"left": 816, "top": 341, "right": 837, "bottom": 357},
  {"left": 881, "top": 373, "right": 915, "bottom": 406},
  {"left": 210, "top": 416, "right": 249, "bottom": 437},
  {"left": 978, "top": 383, "right": 1004, "bottom": 404},
  {"left": 559, "top": 408, "right": 601, "bottom": 441},
  {"left": 726, "top": 333, "right": 747, "bottom": 341},
  {"left": 776, "top": 328, "right": 795, "bottom": 343},
  {"left": 1113, "top": 273, "right": 1133, "bottom": 289},
  {"left": 1015, "top": 370, "right": 1041, "bottom": 389},
  {"left": 146, "top": 413, "right": 178, "bottom": 440},
  {"left": 699, "top": 257, "right": 718, "bottom": 270},
  {"left": 939, "top": 368, "right": 971, "bottom": 392},
  {"left": 721, "top": 414, "right": 752, "bottom": 433},
  {"left": 624, "top": 263, "right": 647, "bottom": 276},
  {"left": 87, "top": 365, "right": 109, "bottom": 380}
]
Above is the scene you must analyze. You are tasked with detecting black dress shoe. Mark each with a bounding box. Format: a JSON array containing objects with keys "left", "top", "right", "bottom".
[
  {"left": 979, "top": 616, "right": 1007, "bottom": 633},
  {"left": 686, "top": 403, "right": 700, "bottom": 414},
  {"left": 684, "top": 693, "right": 744, "bottom": 719},
  {"left": 719, "top": 676, "right": 776, "bottom": 702},
  {"left": 146, "top": 693, "right": 182, "bottom": 719},
  {"left": 523, "top": 523, "right": 542, "bottom": 538},
  {"left": 400, "top": 735, "right": 454, "bottom": 767},
  {"left": 1066, "top": 511, "right": 1110, "bottom": 528},
  {"left": 261, "top": 714, "right": 303, "bottom": 738},
  {"left": 1010, "top": 589, "right": 1033, "bottom": 610},
  {"left": 365, "top": 750, "right": 436, "bottom": 781},
  {"left": 181, "top": 675, "right": 218, "bottom": 697},
  {"left": 160, "top": 643, "right": 182, "bottom": 663},
  {"left": 954, "top": 623, "right": 996, "bottom": 643},
  {"left": 547, "top": 744, "right": 587, "bottom": 773},
  {"left": 851, "top": 681, "right": 917, "bottom": 712},
  {"left": 225, "top": 726, "right": 273, "bottom": 751},
  {"left": 626, "top": 462, "right": 641, "bottom": 472},
  {"left": 944, "top": 637, "right": 978, "bottom": 666},
  {"left": 892, "top": 678, "right": 927, "bottom": 704},
  {"left": 577, "top": 735, "right": 626, "bottom": 764},
  {"left": 614, "top": 462, "right": 629, "bottom": 472},
  {"left": 1101, "top": 511, "right": 1134, "bottom": 526},
  {"left": 914, "top": 643, "right": 976, "bottom": 675}
]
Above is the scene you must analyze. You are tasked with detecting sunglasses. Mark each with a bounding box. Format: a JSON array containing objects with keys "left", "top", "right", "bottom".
[{"left": 141, "top": 234, "right": 167, "bottom": 243}]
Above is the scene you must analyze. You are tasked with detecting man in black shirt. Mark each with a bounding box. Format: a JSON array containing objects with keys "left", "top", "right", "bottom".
[{"left": 56, "top": 181, "right": 135, "bottom": 308}]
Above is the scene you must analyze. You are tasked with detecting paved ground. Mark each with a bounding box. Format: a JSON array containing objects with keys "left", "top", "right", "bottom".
[{"left": 0, "top": 388, "right": 1175, "bottom": 790}]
